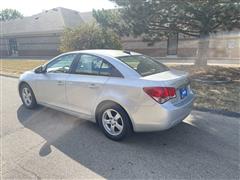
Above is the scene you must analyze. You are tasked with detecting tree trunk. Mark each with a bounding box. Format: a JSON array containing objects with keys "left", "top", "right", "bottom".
[{"left": 195, "top": 33, "right": 209, "bottom": 66}]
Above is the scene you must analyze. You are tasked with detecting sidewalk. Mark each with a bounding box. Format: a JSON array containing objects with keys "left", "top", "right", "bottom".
[{"left": 156, "top": 57, "right": 240, "bottom": 66}]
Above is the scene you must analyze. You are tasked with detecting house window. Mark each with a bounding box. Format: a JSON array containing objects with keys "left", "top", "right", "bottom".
[{"left": 167, "top": 33, "right": 178, "bottom": 56}]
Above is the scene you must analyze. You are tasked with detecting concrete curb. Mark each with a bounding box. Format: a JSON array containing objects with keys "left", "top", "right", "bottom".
[
  {"left": 192, "top": 78, "right": 232, "bottom": 84},
  {"left": 193, "top": 107, "right": 240, "bottom": 118},
  {"left": 0, "top": 73, "right": 19, "bottom": 79}
]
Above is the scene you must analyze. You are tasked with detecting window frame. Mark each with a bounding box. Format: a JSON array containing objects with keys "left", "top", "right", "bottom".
[
  {"left": 44, "top": 53, "right": 79, "bottom": 74},
  {"left": 71, "top": 53, "right": 123, "bottom": 78}
]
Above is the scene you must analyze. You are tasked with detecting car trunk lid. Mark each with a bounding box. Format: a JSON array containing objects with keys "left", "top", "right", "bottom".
[{"left": 141, "top": 69, "right": 189, "bottom": 86}]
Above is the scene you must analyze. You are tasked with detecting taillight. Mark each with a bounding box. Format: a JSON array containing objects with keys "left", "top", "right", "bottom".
[{"left": 143, "top": 87, "right": 176, "bottom": 104}]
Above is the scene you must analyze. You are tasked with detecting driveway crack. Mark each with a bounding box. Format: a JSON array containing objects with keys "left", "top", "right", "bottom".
[{"left": 18, "top": 164, "right": 41, "bottom": 180}]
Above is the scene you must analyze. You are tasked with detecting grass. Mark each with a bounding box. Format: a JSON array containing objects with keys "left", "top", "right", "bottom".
[
  {"left": 0, "top": 59, "right": 47, "bottom": 76},
  {"left": 192, "top": 82, "right": 239, "bottom": 113},
  {"left": 0, "top": 59, "right": 239, "bottom": 114},
  {"left": 169, "top": 65, "right": 240, "bottom": 113}
]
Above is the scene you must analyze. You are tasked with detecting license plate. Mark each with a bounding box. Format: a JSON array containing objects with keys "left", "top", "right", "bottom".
[{"left": 180, "top": 87, "right": 188, "bottom": 99}]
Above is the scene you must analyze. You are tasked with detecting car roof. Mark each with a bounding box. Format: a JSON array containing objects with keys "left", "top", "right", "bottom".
[{"left": 65, "top": 49, "right": 141, "bottom": 58}]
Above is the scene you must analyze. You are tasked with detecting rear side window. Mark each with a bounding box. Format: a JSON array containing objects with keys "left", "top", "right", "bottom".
[
  {"left": 118, "top": 55, "right": 169, "bottom": 76},
  {"left": 75, "top": 54, "right": 101, "bottom": 75},
  {"left": 74, "top": 54, "right": 122, "bottom": 77},
  {"left": 100, "top": 61, "right": 112, "bottom": 76}
]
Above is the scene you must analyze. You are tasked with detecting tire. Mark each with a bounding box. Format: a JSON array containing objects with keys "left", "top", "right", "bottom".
[
  {"left": 97, "top": 103, "right": 132, "bottom": 141},
  {"left": 20, "top": 83, "right": 37, "bottom": 109}
]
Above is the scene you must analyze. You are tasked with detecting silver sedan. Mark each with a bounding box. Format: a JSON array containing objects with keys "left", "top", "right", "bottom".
[{"left": 19, "top": 50, "right": 195, "bottom": 140}]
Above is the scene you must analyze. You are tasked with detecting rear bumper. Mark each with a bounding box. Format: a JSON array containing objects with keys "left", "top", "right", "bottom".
[{"left": 131, "top": 93, "right": 195, "bottom": 132}]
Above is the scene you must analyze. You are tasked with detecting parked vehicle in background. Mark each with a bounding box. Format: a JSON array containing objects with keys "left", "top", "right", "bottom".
[{"left": 19, "top": 50, "right": 195, "bottom": 140}]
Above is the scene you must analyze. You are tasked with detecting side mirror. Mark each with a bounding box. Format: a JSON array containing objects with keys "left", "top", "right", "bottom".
[{"left": 34, "top": 65, "right": 46, "bottom": 73}]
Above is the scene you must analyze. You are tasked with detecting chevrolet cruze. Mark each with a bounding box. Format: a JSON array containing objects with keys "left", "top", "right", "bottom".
[{"left": 19, "top": 50, "right": 195, "bottom": 140}]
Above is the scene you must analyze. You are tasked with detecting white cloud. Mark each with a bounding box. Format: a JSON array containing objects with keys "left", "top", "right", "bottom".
[{"left": 0, "top": 0, "right": 117, "bottom": 16}]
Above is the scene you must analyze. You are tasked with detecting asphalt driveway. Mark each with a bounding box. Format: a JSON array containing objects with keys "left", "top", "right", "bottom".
[{"left": 1, "top": 76, "right": 239, "bottom": 179}]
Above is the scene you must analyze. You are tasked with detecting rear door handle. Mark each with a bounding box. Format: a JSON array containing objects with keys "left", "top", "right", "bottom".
[
  {"left": 88, "top": 83, "right": 98, "bottom": 89},
  {"left": 57, "top": 81, "right": 64, "bottom": 86}
]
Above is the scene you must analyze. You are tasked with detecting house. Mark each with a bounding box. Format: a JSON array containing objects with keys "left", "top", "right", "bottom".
[
  {"left": 0, "top": 7, "right": 92, "bottom": 57},
  {"left": 1, "top": 7, "right": 239, "bottom": 60}
]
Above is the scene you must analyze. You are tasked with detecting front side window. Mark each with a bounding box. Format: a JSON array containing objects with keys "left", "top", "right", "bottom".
[
  {"left": 118, "top": 55, "right": 169, "bottom": 77},
  {"left": 46, "top": 54, "right": 76, "bottom": 73},
  {"left": 74, "top": 54, "right": 117, "bottom": 77}
]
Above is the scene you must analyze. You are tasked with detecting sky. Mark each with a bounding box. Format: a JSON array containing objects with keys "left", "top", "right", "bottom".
[{"left": 0, "top": 0, "right": 117, "bottom": 16}]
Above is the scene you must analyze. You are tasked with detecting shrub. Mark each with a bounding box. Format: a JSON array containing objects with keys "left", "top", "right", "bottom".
[{"left": 59, "top": 23, "right": 122, "bottom": 52}]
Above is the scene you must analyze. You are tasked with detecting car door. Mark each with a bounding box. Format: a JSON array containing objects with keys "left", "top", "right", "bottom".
[
  {"left": 34, "top": 53, "right": 77, "bottom": 108},
  {"left": 66, "top": 54, "right": 112, "bottom": 117}
]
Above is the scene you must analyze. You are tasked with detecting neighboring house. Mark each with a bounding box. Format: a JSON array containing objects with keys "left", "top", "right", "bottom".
[
  {"left": 0, "top": 7, "right": 92, "bottom": 57},
  {"left": 0, "top": 7, "right": 239, "bottom": 60}
]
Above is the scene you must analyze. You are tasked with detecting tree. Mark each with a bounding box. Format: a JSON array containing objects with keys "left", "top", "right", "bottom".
[
  {"left": 59, "top": 23, "right": 122, "bottom": 52},
  {"left": 0, "top": 9, "right": 23, "bottom": 21},
  {"left": 93, "top": 9, "right": 131, "bottom": 36},
  {"left": 108, "top": 0, "right": 240, "bottom": 66}
]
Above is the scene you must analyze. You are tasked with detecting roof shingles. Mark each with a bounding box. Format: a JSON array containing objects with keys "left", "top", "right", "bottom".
[{"left": 1, "top": 7, "right": 93, "bottom": 36}]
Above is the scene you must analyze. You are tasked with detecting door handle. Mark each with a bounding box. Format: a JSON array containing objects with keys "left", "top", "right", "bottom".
[
  {"left": 88, "top": 83, "right": 98, "bottom": 89},
  {"left": 57, "top": 81, "right": 64, "bottom": 85}
]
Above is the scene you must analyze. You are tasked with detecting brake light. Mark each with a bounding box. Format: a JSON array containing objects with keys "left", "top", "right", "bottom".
[{"left": 143, "top": 87, "right": 176, "bottom": 104}]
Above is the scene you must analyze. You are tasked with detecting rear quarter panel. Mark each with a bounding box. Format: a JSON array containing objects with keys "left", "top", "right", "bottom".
[{"left": 92, "top": 77, "right": 164, "bottom": 128}]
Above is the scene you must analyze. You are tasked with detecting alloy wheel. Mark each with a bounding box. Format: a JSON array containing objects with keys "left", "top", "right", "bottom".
[
  {"left": 102, "top": 109, "right": 124, "bottom": 136},
  {"left": 22, "top": 87, "right": 32, "bottom": 106}
]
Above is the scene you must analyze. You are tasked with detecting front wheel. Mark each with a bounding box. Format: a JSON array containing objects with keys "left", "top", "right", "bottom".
[
  {"left": 97, "top": 103, "right": 132, "bottom": 141},
  {"left": 20, "top": 83, "right": 37, "bottom": 109}
]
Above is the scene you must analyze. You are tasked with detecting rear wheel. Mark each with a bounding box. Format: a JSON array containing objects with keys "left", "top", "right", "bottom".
[
  {"left": 97, "top": 103, "right": 132, "bottom": 141},
  {"left": 20, "top": 83, "right": 37, "bottom": 109}
]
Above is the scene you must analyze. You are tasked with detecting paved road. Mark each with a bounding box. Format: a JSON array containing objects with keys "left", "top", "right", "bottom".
[{"left": 1, "top": 76, "right": 239, "bottom": 179}]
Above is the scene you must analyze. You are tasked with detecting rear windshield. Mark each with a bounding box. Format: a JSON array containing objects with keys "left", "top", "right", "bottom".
[{"left": 118, "top": 55, "right": 169, "bottom": 76}]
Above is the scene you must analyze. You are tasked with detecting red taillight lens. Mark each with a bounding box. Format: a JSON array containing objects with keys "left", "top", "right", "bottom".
[{"left": 143, "top": 87, "right": 176, "bottom": 104}]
